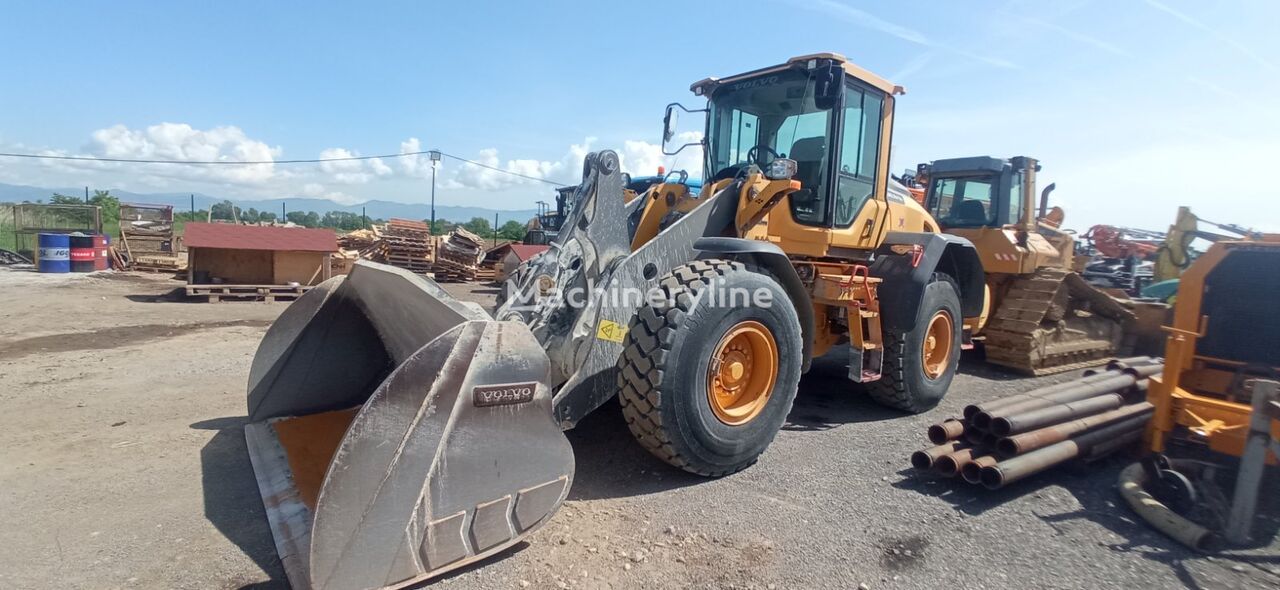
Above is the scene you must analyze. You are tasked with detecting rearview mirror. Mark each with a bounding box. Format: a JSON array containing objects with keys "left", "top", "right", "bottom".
[
  {"left": 814, "top": 61, "right": 845, "bottom": 110},
  {"left": 661, "top": 102, "right": 708, "bottom": 156},
  {"left": 663, "top": 105, "right": 679, "bottom": 143}
]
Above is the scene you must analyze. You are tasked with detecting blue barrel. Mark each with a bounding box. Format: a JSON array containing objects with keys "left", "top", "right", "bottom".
[{"left": 37, "top": 233, "right": 71, "bottom": 273}]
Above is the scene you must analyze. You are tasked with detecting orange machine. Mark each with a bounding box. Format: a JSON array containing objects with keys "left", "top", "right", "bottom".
[{"left": 1145, "top": 237, "right": 1280, "bottom": 457}]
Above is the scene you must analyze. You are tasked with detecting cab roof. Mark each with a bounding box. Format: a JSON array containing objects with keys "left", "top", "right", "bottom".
[{"left": 690, "top": 52, "right": 904, "bottom": 97}]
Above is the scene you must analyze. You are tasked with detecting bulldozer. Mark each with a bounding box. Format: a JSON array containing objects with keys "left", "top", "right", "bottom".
[
  {"left": 914, "top": 156, "right": 1134, "bottom": 375},
  {"left": 243, "top": 53, "right": 985, "bottom": 590}
]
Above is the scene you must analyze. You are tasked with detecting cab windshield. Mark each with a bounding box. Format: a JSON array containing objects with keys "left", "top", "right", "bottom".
[
  {"left": 929, "top": 171, "right": 1022, "bottom": 228},
  {"left": 707, "top": 68, "right": 832, "bottom": 223}
]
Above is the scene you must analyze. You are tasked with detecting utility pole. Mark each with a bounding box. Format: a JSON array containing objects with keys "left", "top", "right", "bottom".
[
  {"left": 429, "top": 150, "right": 441, "bottom": 234},
  {"left": 190, "top": 194, "right": 195, "bottom": 218},
  {"left": 493, "top": 212, "right": 499, "bottom": 247},
  {"left": 282, "top": 202, "right": 286, "bottom": 224},
  {"left": 85, "top": 186, "right": 89, "bottom": 203}
]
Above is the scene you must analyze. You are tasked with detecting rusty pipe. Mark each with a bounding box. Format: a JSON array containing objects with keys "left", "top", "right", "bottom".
[
  {"left": 1082, "top": 428, "right": 1143, "bottom": 461},
  {"left": 989, "top": 393, "right": 1125, "bottom": 437},
  {"left": 965, "top": 368, "right": 1135, "bottom": 425},
  {"left": 979, "top": 413, "right": 1151, "bottom": 489},
  {"left": 997, "top": 403, "right": 1153, "bottom": 457},
  {"left": 976, "top": 366, "right": 1159, "bottom": 427},
  {"left": 934, "top": 448, "right": 977, "bottom": 477},
  {"left": 911, "top": 441, "right": 967, "bottom": 471},
  {"left": 961, "top": 456, "right": 998, "bottom": 484},
  {"left": 927, "top": 419, "right": 966, "bottom": 445}
]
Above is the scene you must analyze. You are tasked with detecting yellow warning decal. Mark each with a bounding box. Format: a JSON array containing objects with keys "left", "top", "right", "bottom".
[{"left": 596, "top": 319, "right": 629, "bottom": 343}]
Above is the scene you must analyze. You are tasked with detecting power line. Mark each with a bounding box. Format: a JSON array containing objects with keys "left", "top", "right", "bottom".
[
  {"left": 437, "top": 152, "right": 566, "bottom": 186},
  {"left": 0, "top": 148, "right": 568, "bottom": 187}
]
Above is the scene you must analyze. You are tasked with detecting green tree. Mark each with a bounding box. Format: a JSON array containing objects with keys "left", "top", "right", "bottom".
[
  {"left": 210, "top": 200, "right": 241, "bottom": 221},
  {"left": 246, "top": 207, "right": 260, "bottom": 222},
  {"left": 461, "top": 216, "right": 491, "bottom": 236},
  {"left": 498, "top": 220, "right": 527, "bottom": 241},
  {"left": 258, "top": 211, "right": 278, "bottom": 223},
  {"left": 427, "top": 218, "right": 454, "bottom": 235},
  {"left": 88, "top": 190, "right": 119, "bottom": 224},
  {"left": 50, "top": 193, "right": 83, "bottom": 205}
]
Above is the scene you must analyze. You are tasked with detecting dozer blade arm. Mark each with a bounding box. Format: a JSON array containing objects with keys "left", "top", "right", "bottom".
[{"left": 243, "top": 261, "right": 574, "bottom": 590}]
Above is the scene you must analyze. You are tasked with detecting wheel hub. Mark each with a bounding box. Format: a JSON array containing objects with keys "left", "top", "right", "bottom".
[
  {"left": 707, "top": 321, "right": 778, "bottom": 426},
  {"left": 922, "top": 310, "right": 954, "bottom": 380}
]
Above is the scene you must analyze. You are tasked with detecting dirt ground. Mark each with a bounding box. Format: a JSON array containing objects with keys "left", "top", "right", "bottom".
[{"left": 0, "top": 267, "right": 1277, "bottom": 590}]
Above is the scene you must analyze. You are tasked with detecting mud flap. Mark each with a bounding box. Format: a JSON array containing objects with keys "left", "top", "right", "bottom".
[{"left": 243, "top": 261, "right": 574, "bottom": 590}]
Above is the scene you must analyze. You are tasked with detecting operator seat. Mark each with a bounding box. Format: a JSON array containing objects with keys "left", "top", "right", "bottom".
[
  {"left": 788, "top": 137, "right": 827, "bottom": 212},
  {"left": 951, "top": 199, "right": 988, "bottom": 225}
]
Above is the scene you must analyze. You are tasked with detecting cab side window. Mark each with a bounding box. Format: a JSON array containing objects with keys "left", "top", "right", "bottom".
[
  {"left": 1004, "top": 170, "right": 1024, "bottom": 226},
  {"left": 835, "top": 87, "right": 883, "bottom": 226}
]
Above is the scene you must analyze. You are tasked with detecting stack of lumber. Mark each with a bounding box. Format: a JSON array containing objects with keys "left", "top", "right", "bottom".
[
  {"left": 379, "top": 218, "right": 434, "bottom": 273},
  {"left": 432, "top": 227, "right": 486, "bottom": 281},
  {"left": 337, "top": 227, "right": 380, "bottom": 252}
]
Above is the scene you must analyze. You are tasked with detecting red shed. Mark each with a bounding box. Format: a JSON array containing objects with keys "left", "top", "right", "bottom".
[{"left": 184, "top": 223, "right": 338, "bottom": 298}]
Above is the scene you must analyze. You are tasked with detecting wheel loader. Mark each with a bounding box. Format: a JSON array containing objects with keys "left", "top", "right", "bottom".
[
  {"left": 913, "top": 156, "right": 1134, "bottom": 375},
  {"left": 243, "top": 53, "right": 984, "bottom": 590}
]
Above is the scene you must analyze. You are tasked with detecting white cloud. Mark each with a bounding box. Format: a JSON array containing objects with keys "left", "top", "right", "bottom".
[
  {"left": 398, "top": 137, "right": 437, "bottom": 178},
  {"left": 619, "top": 131, "right": 704, "bottom": 178},
  {"left": 318, "top": 147, "right": 391, "bottom": 184},
  {"left": 448, "top": 147, "right": 564, "bottom": 190},
  {"left": 78, "top": 122, "right": 282, "bottom": 186}
]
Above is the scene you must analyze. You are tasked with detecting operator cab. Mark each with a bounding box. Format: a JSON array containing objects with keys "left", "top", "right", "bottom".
[
  {"left": 919, "top": 156, "right": 1033, "bottom": 230},
  {"left": 664, "top": 54, "right": 904, "bottom": 231}
]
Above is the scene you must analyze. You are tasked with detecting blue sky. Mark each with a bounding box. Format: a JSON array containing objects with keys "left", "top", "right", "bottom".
[{"left": 1, "top": 0, "right": 1277, "bottom": 231}]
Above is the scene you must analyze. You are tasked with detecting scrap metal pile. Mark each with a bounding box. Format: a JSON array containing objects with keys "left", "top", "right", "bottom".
[{"left": 912, "top": 357, "right": 1162, "bottom": 488}]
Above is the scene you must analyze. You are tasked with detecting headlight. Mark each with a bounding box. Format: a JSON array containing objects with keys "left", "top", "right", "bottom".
[{"left": 765, "top": 158, "right": 797, "bottom": 180}]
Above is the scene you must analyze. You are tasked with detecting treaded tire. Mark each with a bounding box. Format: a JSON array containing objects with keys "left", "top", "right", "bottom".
[
  {"left": 867, "top": 274, "right": 962, "bottom": 413},
  {"left": 618, "top": 259, "right": 802, "bottom": 477}
]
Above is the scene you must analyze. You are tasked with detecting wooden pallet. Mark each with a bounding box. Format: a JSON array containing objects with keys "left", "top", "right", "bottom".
[{"left": 186, "top": 284, "right": 311, "bottom": 303}]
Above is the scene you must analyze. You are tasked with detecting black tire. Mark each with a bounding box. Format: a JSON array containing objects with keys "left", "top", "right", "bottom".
[
  {"left": 618, "top": 259, "right": 803, "bottom": 476},
  {"left": 867, "top": 275, "right": 962, "bottom": 413}
]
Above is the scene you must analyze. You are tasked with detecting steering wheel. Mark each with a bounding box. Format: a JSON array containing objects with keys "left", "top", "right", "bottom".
[{"left": 746, "top": 145, "right": 780, "bottom": 166}]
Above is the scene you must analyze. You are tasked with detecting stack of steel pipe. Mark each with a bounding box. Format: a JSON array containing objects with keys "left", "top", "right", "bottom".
[{"left": 910, "top": 357, "right": 1162, "bottom": 489}]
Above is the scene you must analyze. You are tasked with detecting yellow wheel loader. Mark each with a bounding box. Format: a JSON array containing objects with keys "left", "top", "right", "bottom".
[
  {"left": 244, "top": 53, "right": 985, "bottom": 590},
  {"left": 915, "top": 156, "right": 1134, "bottom": 374}
]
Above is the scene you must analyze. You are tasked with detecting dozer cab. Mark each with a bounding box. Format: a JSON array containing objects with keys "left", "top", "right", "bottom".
[
  {"left": 915, "top": 156, "right": 1134, "bottom": 374},
  {"left": 243, "top": 53, "right": 984, "bottom": 590}
]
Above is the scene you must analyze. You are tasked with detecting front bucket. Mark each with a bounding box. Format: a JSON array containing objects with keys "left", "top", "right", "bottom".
[{"left": 243, "top": 261, "right": 574, "bottom": 590}]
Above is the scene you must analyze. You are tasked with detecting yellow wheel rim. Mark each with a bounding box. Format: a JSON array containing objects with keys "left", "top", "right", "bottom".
[
  {"left": 922, "top": 310, "right": 954, "bottom": 380},
  {"left": 707, "top": 321, "right": 779, "bottom": 426}
]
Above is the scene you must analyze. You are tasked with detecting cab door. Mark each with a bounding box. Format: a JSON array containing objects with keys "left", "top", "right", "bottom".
[{"left": 828, "top": 83, "right": 889, "bottom": 251}]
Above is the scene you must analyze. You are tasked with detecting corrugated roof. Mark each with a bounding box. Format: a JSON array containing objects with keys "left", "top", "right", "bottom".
[
  {"left": 183, "top": 223, "right": 338, "bottom": 252},
  {"left": 509, "top": 244, "right": 549, "bottom": 261}
]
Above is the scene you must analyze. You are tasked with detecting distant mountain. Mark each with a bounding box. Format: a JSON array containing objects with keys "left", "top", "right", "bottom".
[{"left": 0, "top": 182, "right": 539, "bottom": 225}]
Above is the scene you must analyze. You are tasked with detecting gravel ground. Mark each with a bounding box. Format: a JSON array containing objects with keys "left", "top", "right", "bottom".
[{"left": 0, "top": 266, "right": 1276, "bottom": 590}]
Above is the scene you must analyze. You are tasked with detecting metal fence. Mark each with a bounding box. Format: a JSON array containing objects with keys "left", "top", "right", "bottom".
[
  {"left": 8, "top": 203, "right": 102, "bottom": 258},
  {"left": 0, "top": 206, "right": 14, "bottom": 252}
]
